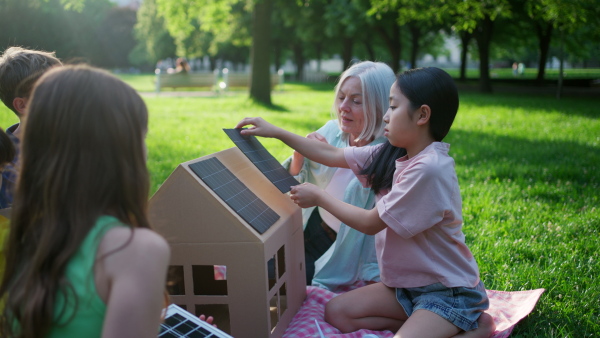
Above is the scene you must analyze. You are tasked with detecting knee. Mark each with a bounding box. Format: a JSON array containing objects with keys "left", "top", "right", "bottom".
[
  {"left": 324, "top": 297, "right": 354, "bottom": 333},
  {"left": 477, "top": 312, "right": 496, "bottom": 336}
]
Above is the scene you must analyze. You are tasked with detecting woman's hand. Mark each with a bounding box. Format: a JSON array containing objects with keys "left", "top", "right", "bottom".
[
  {"left": 289, "top": 182, "right": 325, "bottom": 208},
  {"left": 235, "top": 117, "right": 279, "bottom": 138},
  {"left": 289, "top": 132, "right": 328, "bottom": 175}
]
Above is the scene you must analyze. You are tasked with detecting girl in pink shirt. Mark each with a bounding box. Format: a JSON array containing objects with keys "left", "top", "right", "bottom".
[{"left": 235, "top": 67, "right": 494, "bottom": 337}]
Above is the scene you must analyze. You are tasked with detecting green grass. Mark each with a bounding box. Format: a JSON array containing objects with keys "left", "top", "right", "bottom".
[
  {"left": 139, "top": 84, "right": 599, "bottom": 336},
  {"left": 444, "top": 68, "right": 600, "bottom": 80},
  {"left": 0, "top": 74, "right": 597, "bottom": 337}
]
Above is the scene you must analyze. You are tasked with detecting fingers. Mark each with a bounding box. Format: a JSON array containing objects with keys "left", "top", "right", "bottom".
[
  {"left": 306, "top": 132, "right": 327, "bottom": 144},
  {"left": 199, "top": 314, "right": 215, "bottom": 325},
  {"left": 234, "top": 117, "right": 260, "bottom": 129}
]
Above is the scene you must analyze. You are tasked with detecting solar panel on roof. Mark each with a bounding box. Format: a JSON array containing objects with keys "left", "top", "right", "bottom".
[
  {"left": 189, "top": 157, "right": 280, "bottom": 234},
  {"left": 159, "top": 304, "right": 233, "bottom": 338},
  {"left": 223, "top": 128, "right": 300, "bottom": 193}
]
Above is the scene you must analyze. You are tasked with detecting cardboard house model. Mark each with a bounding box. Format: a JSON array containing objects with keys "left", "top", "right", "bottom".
[{"left": 149, "top": 132, "right": 306, "bottom": 338}]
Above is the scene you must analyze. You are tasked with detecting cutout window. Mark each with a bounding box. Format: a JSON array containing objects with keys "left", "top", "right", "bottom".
[
  {"left": 167, "top": 265, "right": 185, "bottom": 295},
  {"left": 193, "top": 265, "right": 228, "bottom": 296}
]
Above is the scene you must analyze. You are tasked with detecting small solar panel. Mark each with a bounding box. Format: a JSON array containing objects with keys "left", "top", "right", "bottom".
[
  {"left": 189, "top": 157, "right": 280, "bottom": 234},
  {"left": 223, "top": 128, "right": 300, "bottom": 193},
  {"left": 160, "top": 304, "right": 233, "bottom": 338}
]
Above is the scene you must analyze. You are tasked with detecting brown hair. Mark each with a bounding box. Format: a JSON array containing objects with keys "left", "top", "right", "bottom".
[
  {"left": 0, "top": 65, "right": 150, "bottom": 338},
  {"left": 0, "top": 128, "right": 15, "bottom": 167},
  {"left": 0, "top": 47, "right": 62, "bottom": 115}
]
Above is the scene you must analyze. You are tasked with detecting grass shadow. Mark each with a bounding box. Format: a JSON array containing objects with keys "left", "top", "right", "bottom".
[
  {"left": 247, "top": 97, "right": 289, "bottom": 112},
  {"left": 458, "top": 90, "right": 600, "bottom": 119},
  {"left": 448, "top": 129, "right": 599, "bottom": 185}
]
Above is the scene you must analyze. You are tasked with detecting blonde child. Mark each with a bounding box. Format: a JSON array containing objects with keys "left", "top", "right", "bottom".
[
  {"left": 0, "top": 46, "right": 62, "bottom": 209},
  {"left": 0, "top": 65, "right": 170, "bottom": 338},
  {"left": 235, "top": 67, "right": 495, "bottom": 337}
]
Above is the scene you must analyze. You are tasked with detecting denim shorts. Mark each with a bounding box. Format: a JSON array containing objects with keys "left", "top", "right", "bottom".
[{"left": 395, "top": 281, "right": 489, "bottom": 332}]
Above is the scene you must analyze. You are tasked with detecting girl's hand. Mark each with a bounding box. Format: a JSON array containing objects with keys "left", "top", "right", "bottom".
[
  {"left": 289, "top": 182, "right": 324, "bottom": 208},
  {"left": 198, "top": 314, "right": 217, "bottom": 327},
  {"left": 235, "top": 117, "right": 279, "bottom": 138}
]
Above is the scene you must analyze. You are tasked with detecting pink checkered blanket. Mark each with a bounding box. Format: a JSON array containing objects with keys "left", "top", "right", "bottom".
[{"left": 283, "top": 284, "right": 544, "bottom": 338}]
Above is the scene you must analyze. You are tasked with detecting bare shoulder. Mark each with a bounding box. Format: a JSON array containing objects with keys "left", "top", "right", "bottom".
[{"left": 99, "top": 227, "right": 170, "bottom": 263}]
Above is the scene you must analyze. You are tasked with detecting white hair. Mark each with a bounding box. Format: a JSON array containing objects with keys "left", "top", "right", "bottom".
[{"left": 332, "top": 61, "right": 396, "bottom": 143}]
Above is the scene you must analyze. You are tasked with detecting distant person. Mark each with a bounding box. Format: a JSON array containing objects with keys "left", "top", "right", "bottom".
[
  {"left": 0, "top": 46, "right": 62, "bottom": 209},
  {"left": 175, "top": 57, "right": 191, "bottom": 74},
  {"left": 0, "top": 65, "right": 170, "bottom": 337},
  {"left": 512, "top": 62, "right": 518, "bottom": 76},
  {"left": 283, "top": 61, "right": 396, "bottom": 289},
  {"left": 517, "top": 63, "right": 525, "bottom": 76}
]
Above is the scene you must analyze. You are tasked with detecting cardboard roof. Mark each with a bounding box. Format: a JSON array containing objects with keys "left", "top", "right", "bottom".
[{"left": 149, "top": 147, "right": 301, "bottom": 244}]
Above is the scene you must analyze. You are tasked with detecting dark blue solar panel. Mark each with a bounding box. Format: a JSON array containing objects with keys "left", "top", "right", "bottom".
[
  {"left": 160, "top": 305, "right": 232, "bottom": 338},
  {"left": 189, "top": 157, "right": 280, "bottom": 234},
  {"left": 223, "top": 128, "right": 300, "bottom": 193}
]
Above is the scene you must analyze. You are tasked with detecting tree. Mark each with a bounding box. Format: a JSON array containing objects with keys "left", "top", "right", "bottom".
[
  {"left": 157, "top": 0, "right": 273, "bottom": 105},
  {"left": 96, "top": 7, "right": 138, "bottom": 68},
  {"left": 249, "top": 0, "right": 272, "bottom": 104},
  {"left": 0, "top": 0, "right": 135, "bottom": 68},
  {"left": 447, "top": 0, "right": 512, "bottom": 93},
  {"left": 367, "top": 2, "right": 403, "bottom": 73},
  {"left": 131, "top": 0, "right": 176, "bottom": 67},
  {"left": 523, "top": 0, "right": 600, "bottom": 89}
]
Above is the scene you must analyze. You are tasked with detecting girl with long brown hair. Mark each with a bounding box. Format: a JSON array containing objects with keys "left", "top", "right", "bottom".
[{"left": 0, "top": 65, "right": 170, "bottom": 338}]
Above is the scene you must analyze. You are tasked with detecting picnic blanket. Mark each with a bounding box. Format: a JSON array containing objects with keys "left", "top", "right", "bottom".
[{"left": 283, "top": 284, "right": 545, "bottom": 338}]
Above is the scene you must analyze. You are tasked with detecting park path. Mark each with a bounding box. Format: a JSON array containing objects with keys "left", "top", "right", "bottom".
[{"left": 138, "top": 85, "right": 599, "bottom": 99}]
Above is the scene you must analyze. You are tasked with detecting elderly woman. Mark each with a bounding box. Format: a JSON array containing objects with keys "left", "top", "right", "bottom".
[{"left": 283, "top": 61, "right": 396, "bottom": 290}]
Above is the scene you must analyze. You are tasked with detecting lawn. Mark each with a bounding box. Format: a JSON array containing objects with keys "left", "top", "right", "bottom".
[
  {"left": 140, "top": 82, "right": 600, "bottom": 337},
  {"left": 0, "top": 74, "right": 597, "bottom": 337}
]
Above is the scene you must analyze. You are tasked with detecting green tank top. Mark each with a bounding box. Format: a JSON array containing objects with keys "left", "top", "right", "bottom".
[{"left": 47, "top": 215, "right": 125, "bottom": 337}]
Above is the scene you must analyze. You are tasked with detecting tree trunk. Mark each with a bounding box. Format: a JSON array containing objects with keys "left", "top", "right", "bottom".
[
  {"left": 557, "top": 30, "right": 564, "bottom": 99},
  {"left": 459, "top": 31, "right": 472, "bottom": 82},
  {"left": 209, "top": 56, "right": 217, "bottom": 71},
  {"left": 409, "top": 24, "right": 420, "bottom": 69},
  {"left": 341, "top": 37, "right": 353, "bottom": 71},
  {"left": 364, "top": 39, "right": 376, "bottom": 61},
  {"left": 535, "top": 22, "right": 553, "bottom": 85},
  {"left": 474, "top": 15, "right": 493, "bottom": 93},
  {"left": 376, "top": 23, "right": 401, "bottom": 73},
  {"left": 315, "top": 43, "right": 322, "bottom": 72},
  {"left": 293, "top": 43, "right": 305, "bottom": 81},
  {"left": 249, "top": 0, "right": 272, "bottom": 105},
  {"left": 273, "top": 40, "right": 282, "bottom": 71}
]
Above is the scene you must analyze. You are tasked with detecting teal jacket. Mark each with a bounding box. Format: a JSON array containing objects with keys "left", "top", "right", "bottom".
[{"left": 282, "top": 120, "right": 384, "bottom": 291}]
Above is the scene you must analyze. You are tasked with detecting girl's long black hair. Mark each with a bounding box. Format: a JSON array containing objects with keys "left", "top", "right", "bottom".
[
  {"left": 359, "top": 67, "right": 458, "bottom": 195},
  {"left": 360, "top": 141, "right": 406, "bottom": 195}
]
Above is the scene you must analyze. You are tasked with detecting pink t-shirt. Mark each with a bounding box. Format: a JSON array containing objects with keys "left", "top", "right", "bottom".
[{"left": 344, "top": 142, "right": 480, "bottom": 289}]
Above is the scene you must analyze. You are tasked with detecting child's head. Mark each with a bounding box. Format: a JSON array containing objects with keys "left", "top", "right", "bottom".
[
  {"left": 392, "top": 67, "right": 459, "bottom": 142},
  {"left": 18, "top": 65, "right": 149, "bottom": 220},
  {"left": 333, "top": 61, "right": 396, "bottom": 143},
  {"left": 1, "top": 64, "right": 151, "bottom": 337},
  {"left": 0, "top": 46, "right": 62, "bottom": 116}
]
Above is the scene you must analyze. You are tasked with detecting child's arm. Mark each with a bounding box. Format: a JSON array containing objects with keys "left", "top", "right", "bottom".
[
  {"left": 235, "top": 117, "right": 349, "bottom": 169},
  {"left": 290, "top": 183, "right": 387, "bottom": 235},
  {"left": 98, "top": 227, "right": 170, "bottom": 338}
]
